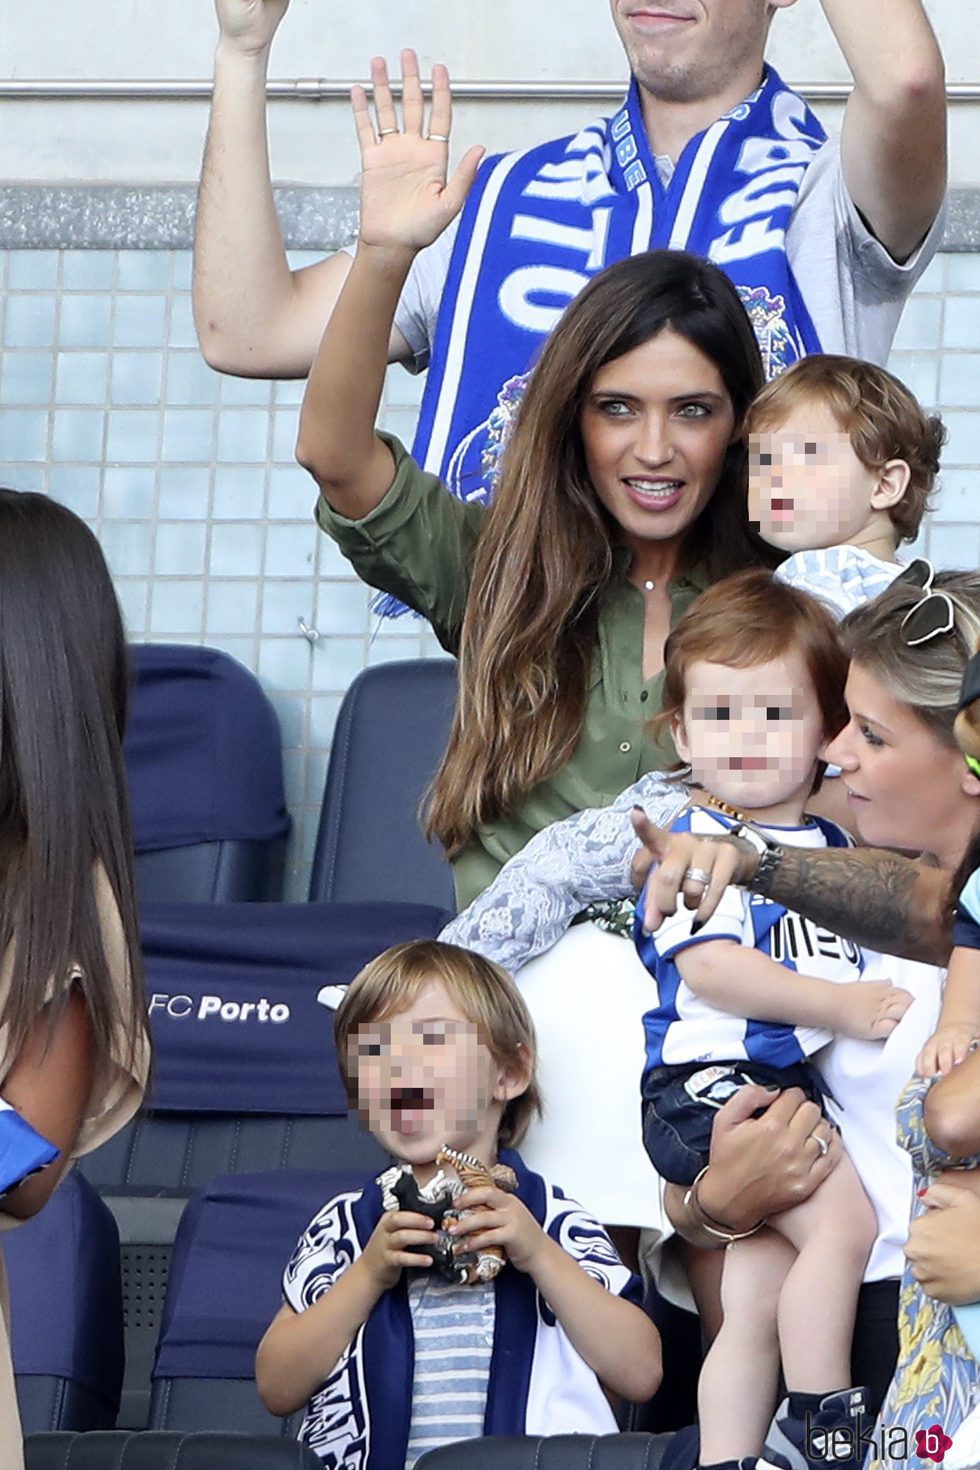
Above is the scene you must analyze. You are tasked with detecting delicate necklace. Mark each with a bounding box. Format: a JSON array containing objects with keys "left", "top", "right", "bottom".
[{"left": 643, "top": 579, "right": 656, "bottom": 592}]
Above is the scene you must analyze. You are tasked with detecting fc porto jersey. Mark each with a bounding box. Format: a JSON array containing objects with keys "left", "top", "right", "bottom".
[{"left": 636, "top": 807, "right": 862, "bottom": 1070}]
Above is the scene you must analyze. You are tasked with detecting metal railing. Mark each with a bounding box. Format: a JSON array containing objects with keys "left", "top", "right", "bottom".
[{"left": 0, "top": 79, "right": 976, "bottom": 103}]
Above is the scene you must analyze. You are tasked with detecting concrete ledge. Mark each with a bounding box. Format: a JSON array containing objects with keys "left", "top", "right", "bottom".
[{"left": 0, "top": 183, "right": 977, "bottom": 252}]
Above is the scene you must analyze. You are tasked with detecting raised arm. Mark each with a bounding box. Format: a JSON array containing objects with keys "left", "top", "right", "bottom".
[
  {"left": 295, "top": 53, "right": 483, "bottom": 519},
  {"left": 826, "top": 0, "right": 947, "bottom": 261},
  {"left": 194, "top": 3, "right": 413, "bottom": 377}
]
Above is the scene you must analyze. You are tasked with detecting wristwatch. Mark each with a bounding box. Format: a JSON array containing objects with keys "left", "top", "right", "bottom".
[{"left": 728, "top": 821, "right": 785, "bottom": 897}]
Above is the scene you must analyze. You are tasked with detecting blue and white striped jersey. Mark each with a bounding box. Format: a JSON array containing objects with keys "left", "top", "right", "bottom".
[
  {"left": 775, "top": 545, "right": 903, "bottom": 620},
  {"left": 636, "top": 806, "right": 863, "bottom": 1070}
]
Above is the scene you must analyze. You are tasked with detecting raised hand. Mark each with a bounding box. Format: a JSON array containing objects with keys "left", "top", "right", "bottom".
[
  {"left": 214, "top": 0, "right": 290, "bottom": 56},
  {"left": 352, "top": 50, "right": 485, "bottom": 257}
]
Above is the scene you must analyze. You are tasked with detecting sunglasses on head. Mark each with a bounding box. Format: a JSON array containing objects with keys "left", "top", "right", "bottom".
[{"left": 897, "top": 558, "right": 956, "bottom": 647}]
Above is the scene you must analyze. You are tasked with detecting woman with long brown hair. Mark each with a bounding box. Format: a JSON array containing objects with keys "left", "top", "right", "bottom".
[
  {"left": 0, "top": 490, "right": 150, "bottom": 1466},
  {"left": 297, "top": 59, "right": 772, "bottom": 1236},
  {"left": 298, "top": 57, "right": 770, "bottom": 907}
]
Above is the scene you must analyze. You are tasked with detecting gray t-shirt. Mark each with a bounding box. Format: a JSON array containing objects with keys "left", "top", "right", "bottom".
[{"left": 389, "top": 134, "right": 943, "bottom": 373}]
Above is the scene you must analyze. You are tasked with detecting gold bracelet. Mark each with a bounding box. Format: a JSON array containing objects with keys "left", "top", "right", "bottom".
[{"left": 683, "top": 1165, "right": 766, "bottom": 1248}]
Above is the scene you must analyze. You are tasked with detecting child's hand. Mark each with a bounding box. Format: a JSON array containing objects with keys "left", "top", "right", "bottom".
[
  {"left": 447, "top": 1186, "right": 547, "bottom": 1274},
  {"left": 352, "top": 51, "right": 485, "bottom": 259},
  {"left": 360, "top": 1209, "right": 435, "bottom": 1291},
  {"left": 835, "top": 980, "right": 914, "bottom": 1040},
  {"left": 917, "top": 1023, "right": 978, "bottom": 1077}
]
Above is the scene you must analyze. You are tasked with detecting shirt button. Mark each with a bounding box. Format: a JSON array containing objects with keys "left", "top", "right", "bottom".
[
  {"left": 639, "top": 690, "right": 649, "bottom": 703},
  {"left": 620, "top": 741, "right": 631, "bottom": 753}
]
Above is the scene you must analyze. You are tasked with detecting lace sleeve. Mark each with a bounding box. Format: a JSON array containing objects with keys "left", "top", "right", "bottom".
[{"left": 439, "top": 774, "right": 689, "bottom": 972}]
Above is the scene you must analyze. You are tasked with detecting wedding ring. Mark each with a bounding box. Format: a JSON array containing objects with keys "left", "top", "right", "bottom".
[
  {"left": 811, "top": 1131, "right": 830, "bottom": 1157},
  {"left": 378, "top": 128, "right": 399, "bottom": 137},
  {"left": 427, "top": 133, "right": 450, "bottom": 142},
  {"left": 683, "top": 867, "right": 712, "bottom": 887}
]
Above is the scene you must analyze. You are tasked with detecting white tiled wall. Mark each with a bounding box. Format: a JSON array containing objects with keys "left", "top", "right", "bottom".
[
  {"left": 0, "top": 247, "right": 450, "bottom": 899},
  {"left": 0, "top": 245, "right": 978, "bottom": 898}
]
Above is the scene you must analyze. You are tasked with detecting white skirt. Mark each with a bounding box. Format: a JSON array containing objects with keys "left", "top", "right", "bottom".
[{"left": 515, "top": 922, "right": 669, "bottom": 1234}]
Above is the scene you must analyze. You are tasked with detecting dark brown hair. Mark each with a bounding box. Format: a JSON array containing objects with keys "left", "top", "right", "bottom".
[
  {"left": 428, "top": 250, "right": 771, "bottom": 855},
  {"left": 0, "top": 489, "right": 145, "bottom": 1077}
]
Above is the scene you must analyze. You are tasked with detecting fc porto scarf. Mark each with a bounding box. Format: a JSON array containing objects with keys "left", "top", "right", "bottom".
[{"left": 413, "top": 65, "right": 826, "bottom": 511}]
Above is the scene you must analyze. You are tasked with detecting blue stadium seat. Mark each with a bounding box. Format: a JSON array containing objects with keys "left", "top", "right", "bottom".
[
  {"left": 25, "top": 1431, "right": 323, "bottom": 1470},
  {"left": 309, "top": 658, "right": 458, "bottom": 912},
  {"left": 149, "top": 1170, "right": 369, "bottom": 1434},
  {"left": 126, "top": 643, "right": 291, "bottom": 902},
  {"left": 415, "top": 1435, "right": 675, "bottom": 1469},
  {"left": 8, "top": 1171, "right": 124, "bottom": 1432}
]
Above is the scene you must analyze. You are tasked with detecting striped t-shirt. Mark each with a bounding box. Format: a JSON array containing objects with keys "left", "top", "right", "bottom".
[
  {"left": 775, "top": 545, "right": 903, "bottom": 619},
  {"left": 636, "top": 807, "right": 862, "bottom": 1070},
  {"left": 405, "top": 1275, "right": 494, "bottom": 1468}
]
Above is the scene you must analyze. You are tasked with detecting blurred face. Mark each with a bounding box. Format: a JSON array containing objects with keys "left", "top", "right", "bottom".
[
  {"left": 350, "top": 979, "right": 521, "bottom": 1180},
  {"left": 748, "top": 402, "right": 893, "bottom": 553},
  {"left": 610, "top": 0, "right": 785, "bottom": 104},
  {"left": 581, "top": 329, "right": 738, "bottom": 556},
  {"left": 824, "top": 661, "right": 980, "bottom": 869},
  {"left": 673, "top": 650, "right": 826, "bottom": 822}
]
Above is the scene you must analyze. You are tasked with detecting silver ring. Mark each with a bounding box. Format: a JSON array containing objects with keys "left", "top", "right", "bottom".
[
  {"left": 427, "top": 132, "right": 449, "bottom": 142},
  {"left": 683, "top": 867, "right": 712, "bottom": 886},
  {"left": 811, "top": 1131, "right": 829, "bottom": 1157},
  {"left": 378, "top": 128, "right": 399, "bottom": 137}
]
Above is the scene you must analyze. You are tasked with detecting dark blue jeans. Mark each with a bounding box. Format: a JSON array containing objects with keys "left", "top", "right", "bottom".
[{"left": 641, "top": 1058, "right": 827, "bottom": 1185}]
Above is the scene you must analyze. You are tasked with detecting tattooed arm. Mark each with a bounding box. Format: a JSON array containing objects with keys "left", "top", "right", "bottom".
[{"left": 631, "top": 812, "right": 953, "bottom": 968}]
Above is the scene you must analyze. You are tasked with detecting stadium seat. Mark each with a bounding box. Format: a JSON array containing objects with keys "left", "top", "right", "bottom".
[
  {"left": 8, "top": 1171, "right": 124, "bottom": 1432},
  {"left": 309, "top": 658, "right": 458, "bottom": 912},
  {"left": 149, "top": 1170, "right": 368, "bottom": 1434},
  {"left": 126, "top": 643, "right": 291, "bottom": 902},
  {"left": 627, "top": 1282, "right": 703, "bottom": 1433},
  {"left": 25, "top": 1431, "right": 323, "bottom": 1470},
  {"left": 77, "top": 899, "right": 444, "bottom": 1429},
  {"left": 415, "top": 1435, "right": 675, "bottom": 1469}
]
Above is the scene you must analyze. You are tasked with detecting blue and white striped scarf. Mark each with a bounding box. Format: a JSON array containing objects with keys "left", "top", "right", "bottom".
[{"left": 413, "top": 65, "right": 826, "bottom": 510}]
